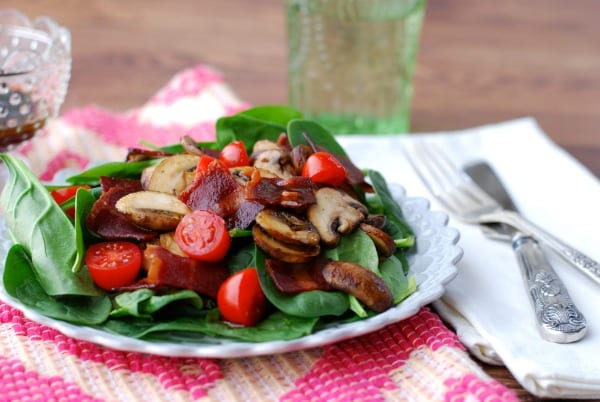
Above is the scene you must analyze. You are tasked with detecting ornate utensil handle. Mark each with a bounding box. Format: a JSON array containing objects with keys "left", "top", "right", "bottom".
[
  {"left": 485, "top": 211, "right": 600, "bottom": 286},
  {"left": 513, "top": 235, "right": 587, "bottom": 343}
]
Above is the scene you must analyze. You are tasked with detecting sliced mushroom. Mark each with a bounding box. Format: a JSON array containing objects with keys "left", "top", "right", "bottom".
[
  {"left": 290, "top": 144, "right": 313, "bottom": 175},
  {"left": 140, "top": 166, "right": 155, "bottom": 190},
  {"left": 180, "top": 135, "right": 205, "bottom": 156},
  {"left": 147, "top": 154, "right": 200, "bottom": 195},
  {"left": 364, "top": 214, "right": 387, "bottom": 229},
  {"left": 229, "top": 166, "right": 255, "bottom": 186},
  {"left": 159, "top": 232, "right": 186, "bottom": 257},
  {"left": 251, "top": 140, "right": 294, "bottom": 178},
  {"left": 307, "top": 187, "right": 368, "bottom": 247},
  {"left": 322, "top": 260, "right": 394, "bottom": 312},
  {"left": 252, "top": 225, "right": 320, "bottom": 263},
  {"left": 255, "top": 209, "right": 320, "bottom": 247},
  {"left": 252, "top": 139, "right": 282, "bottom": 154},
  {"left": 360, "top": 223, "right": 397, "bottom": 258},
  {"left": 115, "top": 191, "right": 191, "bottom": 231}
]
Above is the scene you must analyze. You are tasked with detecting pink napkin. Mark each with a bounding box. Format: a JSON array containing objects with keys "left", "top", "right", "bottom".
[{"left": 3, "top": 64, "right": 517, "bottom": 402}]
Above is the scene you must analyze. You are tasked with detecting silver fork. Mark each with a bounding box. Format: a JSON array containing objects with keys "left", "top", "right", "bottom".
[{"left": 405, "top": 141, "right": 600, "bottom": 286}]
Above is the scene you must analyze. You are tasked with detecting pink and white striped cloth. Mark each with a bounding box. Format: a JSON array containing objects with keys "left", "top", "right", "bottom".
[{"left": 4, "top": 64, "right": 517, "bottom": 402}]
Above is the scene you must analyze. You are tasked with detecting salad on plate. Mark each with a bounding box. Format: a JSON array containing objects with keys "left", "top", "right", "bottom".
[{"left": 0, "top": 105, "right": 418, "bottom": 344}]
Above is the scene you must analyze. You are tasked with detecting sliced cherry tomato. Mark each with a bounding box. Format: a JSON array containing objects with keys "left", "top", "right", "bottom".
[
  {"left": 50, "top": 185, "right": 90, "bottom": 218},
  {"left": 195, "top": 154, "right": 218, "bottom": 173},
  {"left": 219, "top": 140, "right": 250, "bottom": 168},
  {"left": 175, "top": 210, "right": 231, "bottom": 262},
  {"left": 84, "top": 241, "right": 142, "bottom": 291},
  {"left": 301, "top": 151, "right": 346, "bottom": 186},
  {"left": 217, "top": 267, "right": 266, "bottom": 326}
]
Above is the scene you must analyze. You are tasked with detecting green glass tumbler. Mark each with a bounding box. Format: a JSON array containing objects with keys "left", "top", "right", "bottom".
[{"left": 287, "top": 0, "right": 425, "bottom": 134}]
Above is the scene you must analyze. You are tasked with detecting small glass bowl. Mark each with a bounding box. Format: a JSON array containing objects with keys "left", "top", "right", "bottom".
[{"left": 0, "top": 9, "right": 71, "bottom": 151}]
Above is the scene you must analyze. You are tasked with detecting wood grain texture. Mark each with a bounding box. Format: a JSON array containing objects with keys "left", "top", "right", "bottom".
[{"left": 7, "top": 1, "right": 600, "bottom": 400}]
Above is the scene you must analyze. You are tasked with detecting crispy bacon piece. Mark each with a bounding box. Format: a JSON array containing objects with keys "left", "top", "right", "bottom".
[
  {"left": 99, "top": 176, "right": 143, "bottom": 193},
  {"left": 87, "top": 178, "right": 157, "bottom": 241},
  {"left": 178, "top": 162, "right": 263, "bottom": 229},
  {"left": 245, "top": 172, "right": 315, "bottom": 209},
  {"left": 143, "top": 244, "right": 229, "bottom": 298},
  {"left": 335, "top": 154, "right": 372, "bottom": 189},
  {"left": 125, "top": 148, "right": 171, "bottom": 162},
  {"left": 265, "top": 258, "right": 332, "bottom": 294}
]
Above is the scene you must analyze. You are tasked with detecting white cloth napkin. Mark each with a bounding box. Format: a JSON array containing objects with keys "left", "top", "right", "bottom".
[{"left": 336, "top": 117, "right": 600, "bottom": 399}]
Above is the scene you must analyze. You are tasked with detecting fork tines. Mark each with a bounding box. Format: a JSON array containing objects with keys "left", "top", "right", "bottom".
[{"left": 405, "top": 141, "right": 499, "bottom": 218}]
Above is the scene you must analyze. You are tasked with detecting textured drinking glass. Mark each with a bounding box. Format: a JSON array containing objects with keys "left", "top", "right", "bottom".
[
  {"left": 287, "top": 0, "right": 425, "bottom": 134},
  {"left": 0, "top": 9, "right": 71, "bottom": 151}
]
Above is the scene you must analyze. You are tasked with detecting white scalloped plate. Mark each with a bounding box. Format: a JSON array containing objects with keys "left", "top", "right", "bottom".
[{"left": 0, "top": 184, "right": 462, "bottom": 358}]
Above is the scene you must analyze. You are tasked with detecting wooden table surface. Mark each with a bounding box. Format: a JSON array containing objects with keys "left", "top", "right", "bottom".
[{"left": 10, "top": 1, "right": 600, "bottom": 400}]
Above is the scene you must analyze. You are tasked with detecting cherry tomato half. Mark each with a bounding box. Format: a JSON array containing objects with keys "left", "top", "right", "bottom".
[
  {"left": 195, "top": 154, "right": 218, "bottom": 173},
  {"left": 50, "top": 185, "right": 90, "bottom": 218},
  {"left": 175, "top": 210, "right": 231, "bottom": 262},
  {"left": 301, "top": 151, "right": 346, "bottom": 187},
  {"left": 85, "top": 241, "right": 142, "bottom": 291},
  {"left": 219, "top": 140, "right": 250, "bottom": 168},
  {"left": 217, "top": 267, "right": 266, "bottom": 326}
]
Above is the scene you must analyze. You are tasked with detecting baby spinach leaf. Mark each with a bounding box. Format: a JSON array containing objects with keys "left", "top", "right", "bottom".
[
  {"left": 110, "top": 289, "right": 203, "bottom": 318},
  {"left": 366, "top": 169, "right": 415, "bottom": 246},
  {"left": 73, "top": 188, "right": 101, "bottom": 272},
  {"left": 349, "top": 296, "right": 368, "bottom": 318},
  {"left": 199, "top": 309, "right": 319, "bottom": 342},
  {"left": 255, "top": 248, "right": 349, "bottom": 318},
  {"left": 379, "top": 255, "right": 417, "bottom": 304},
  {"left": 325, "top": 229, "right": 379, "bottom": 273},
  {"left": 3, "top": 244, "right": 110, "bottom": 324},
  {"left": 226, "top": 241, "right": 256, "bottom": 273},
  {"left": 287, "top": 119, "right": 348, "bottom": 157},
  {"left": 66, "top": 159, "right": 160, "bottom": 186},
  {"left": 0, "top": 155, "right": 101, "bottom": 296},
  {"left": 216, "top": 105, "right": 303, "bottom": 150},
  {"left": 102, "top": 309, "right": 318, "bottom": 342}
]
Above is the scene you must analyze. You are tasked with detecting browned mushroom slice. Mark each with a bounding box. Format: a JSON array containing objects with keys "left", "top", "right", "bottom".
[
  {"left": 115, "top": 191, "right": 191, "bottom": 231},
  {"left": 147, "top": 154, "right": 200, "bottom": 195},
  {"left": 251, "top": 139, "right": 294, "bottom": 178},
  {"left": 159, "top": 232, "right": 187, "bottom": 257},
  {"left": 229, "top": 166, "right": 255, "bottom": 186},
  {"left": 252, "top": 225, "right": 320, "bottom": 263},
  {"left": 307, "top": 187, "right": 368, "bottom": 247},
  {"left": 360, "top": 223, "right": 397, "bottom": 258},
  {"left": 126, "top": 148, "right": 171, "bottom": 162},
  {"left": 255, "top": 209, "right": 320, "bottom": 247},
  {"left": 180, "top": 135, "right": 204, "bottom": 156},
  {"left": 322, "top": 260, "right": 394, "bottom": 312},
  {"left": 290, "top": 144, "right": 313, "bottom": 175},
  {"left": 364, "top": 214, "right": 387, "bottom": 229},
  {"left": 140, "top": 166, "right": 155, "bottom": 190}
]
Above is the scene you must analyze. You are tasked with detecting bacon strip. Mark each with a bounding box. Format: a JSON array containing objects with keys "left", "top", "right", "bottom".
[
  {"left": 99, "top": 176, "right": 143, "bottom": 193},
  {"left": 245, "top": 173, "right": 315, "bottom": 209},
  {"left": 265, "top": 258, "right": 332, "bottom": 294},
  {"left": 143, "top": 244, "right": 229, "bottom": 298},
  {"left": 179, "top": 162, "right": 263, "bottom": 229}
]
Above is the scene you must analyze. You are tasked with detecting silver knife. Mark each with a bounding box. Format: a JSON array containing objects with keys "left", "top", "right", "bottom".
[{"left": 464, "top": 161, "right": 587, "bottom": 343}]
